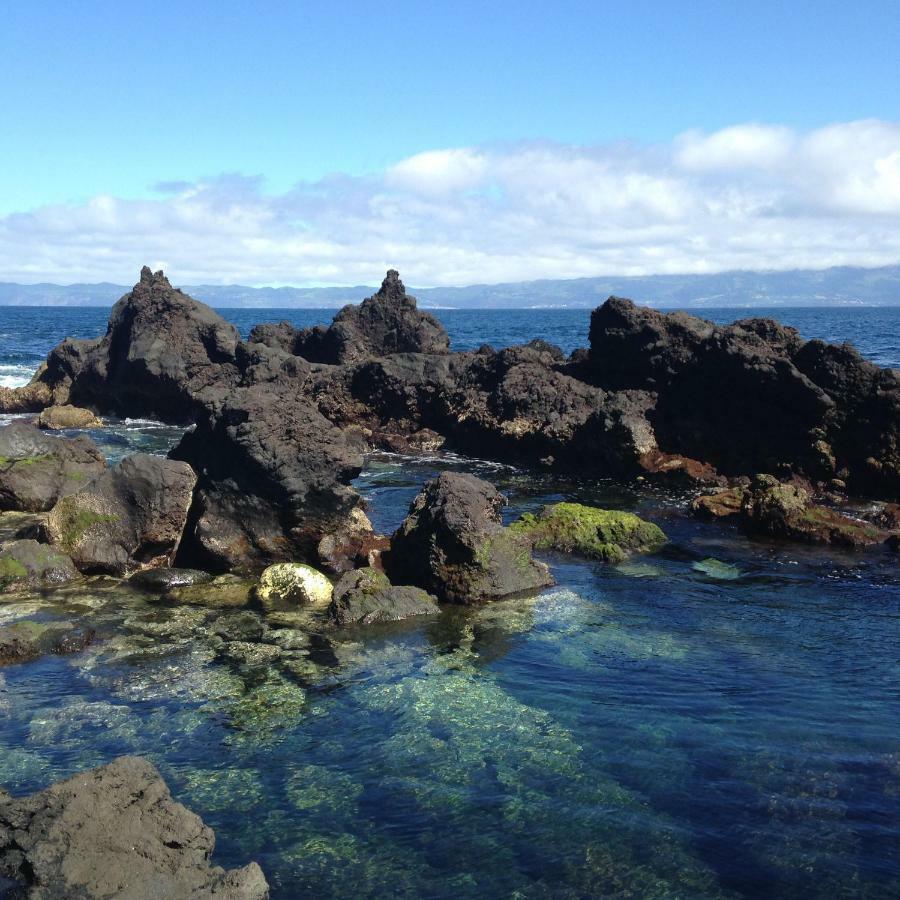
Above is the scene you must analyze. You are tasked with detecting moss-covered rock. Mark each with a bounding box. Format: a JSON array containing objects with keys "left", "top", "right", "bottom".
[
  {"left": 0, "top": 539, "right": 78, "bottom": 592},
  {"left": 329, "top": 567, "right": 440, "bottom": 626},
  {"left": 0, "top": 619, "right": 95, "bottom": 666},
  {"left": 510, "top": 502, "right": 667, "bottom": 563},
  {"left": 165, "top": 574, "right": 254, "bottom": 608},
  {"left": 256, "top": 563, "right": 333, "bottom": 609}
]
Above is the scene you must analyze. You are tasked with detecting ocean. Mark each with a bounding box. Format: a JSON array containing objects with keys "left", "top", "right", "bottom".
[{"left": 0, "top": 304, "right": 898, "bottom": 898}]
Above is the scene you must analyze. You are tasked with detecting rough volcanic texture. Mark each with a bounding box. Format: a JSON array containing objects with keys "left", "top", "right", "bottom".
[
  {"left": 46, "top": 453, "right": 197, "bottom": 575},
  {"left": 582, "top": 297, "right": 900, "bottom": 497},
  {"left": 388, "top": 473, "right": 552, "bottom": 604},
  {"left": 0, "top": 422, "right": 107, "bottom": 512},
  {"left": 21, "top": 267, "right": 241, "bottom": 421},
  {"left": 0, "top": 756, "right": 268, "bottom": 899},
  {"left": 283, "top": 270, "right": 450, "bottom": 364},
  {"left": 171, "top": 383, "right": 366, "bottom": 574}
]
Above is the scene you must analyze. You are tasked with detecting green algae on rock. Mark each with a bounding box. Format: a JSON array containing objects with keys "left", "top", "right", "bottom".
[
  {"left": 693, "top": 557, "right": 743, "bottom": 580},
  {"left": 329, "top": 567, "right": 439, "bottom": 626},
  {"left": 510, "top": 502, "right": 667, "bottom": 563},
  {"left": 256, "top": 563, "right": 333, "bottom": 608},
  {"left": 165, "top": 574, "right": 254, "bottom": 608},
  {"left": 0, "top": 539, "right": 78, "bottom": 592}
]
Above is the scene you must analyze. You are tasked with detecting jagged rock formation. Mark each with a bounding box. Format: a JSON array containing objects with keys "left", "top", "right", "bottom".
[
  {"left": 8, "top": 267, "right": 242, "bottom": 421},
  {"left": 250, "top": 269, "right": 450, "bottom": 364},
  {"left": 46, "top": 454, "right": 197, "bottom": 575},
  {"left": 388, "top": 473, "right": 552, "bottom": 603},
  {"left": 0, "top": 422, "right": 107, "bottom": 512},
  {"left": 0, "top": 756, "right": 268, "bottom": 898}
]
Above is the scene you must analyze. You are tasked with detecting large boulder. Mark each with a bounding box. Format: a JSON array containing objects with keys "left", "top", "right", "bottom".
[
  {"left": 171, "top": 385, "right": 366, "bottom": 573},
  {"left": 283, "top": 270, "right": 450, "bottom": 364},
  {"left": 581, "top": 297, "right": 900, "bottom": 498},
  {"left": 46, "top": 454, "right": 197, "bottom": 575},
  {"left": 37, "top": 405, "right": 102, "bottom": 430},
  {"left": 18, "top": 267, "right": 241, "bottom": 422},
  {"left": 255, "top": 562, "right": 333, "bottom": 608},
  {"left": 0, "top": 756, "right": 268, "bottom": 898},
  {"left": 388, "top": 473, "right": 552, "bottom": 604},
  {"left": 0, "top": 422, "right": 107, "bottom": 512},
  {"left": 0, "top": 539, "right": 78, "bottom": 592},
  {"left": 328, "top": 567, "right": 440, "bottom": 625}
]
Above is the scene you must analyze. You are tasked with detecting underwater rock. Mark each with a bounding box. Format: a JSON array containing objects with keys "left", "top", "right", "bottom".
[
  {"left": 0, "top": 755, "right": 268, "bottom": 898},
  {"left": 165, "top": 574, "right": 254, "bottom": 608},
  {"left": 692, "top": 475, "right": 890, "bottom": 548},
  {"left": 218, "top": 640, "right": 281, "bottom": 671},
  {"left": 510, "top": 502, "right": 667, "bottom": 563},
  {"left": 0, "top": 619, "right": 95, "bottom": 666},
  {"left": 0, "top": 421, "right": 107, "bottom": 512},
  {"left": 692, "top": 557, "right": 742, "bottom": 580},
  {"left": 36, "top": 404, "right": 102, "bottom": 430},
  {"left": 127, "top": 566, "right": 214, "bottom": 592},
  {"left": 388, "top": 472, "right": 552, "bottom": 604},
  {"left": 329, "top": 567, "right": 440, "bottom": 625},
  {"left": 0, "top": 539, "right": 78, "bottom": 592},
  {"left": 18, "top": 267, "right": 242, "bottom": 422},
  {"left": 46, "top": 453, "right": 197, "bottom": 575},
  {"left": 256, "top": 563, "right": 333, "bottom": 608}
]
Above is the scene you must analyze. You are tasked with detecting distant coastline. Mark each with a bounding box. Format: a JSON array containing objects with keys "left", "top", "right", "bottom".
[{"left": 2, "top": 262, "right": 900, "bottom": 309}]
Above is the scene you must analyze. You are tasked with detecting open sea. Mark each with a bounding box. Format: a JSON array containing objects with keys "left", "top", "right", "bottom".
[{"left": 0, "top": 304, "right": 899, "bottom": 898}]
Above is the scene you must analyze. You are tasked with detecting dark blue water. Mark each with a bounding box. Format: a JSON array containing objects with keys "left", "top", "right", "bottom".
[{"left": 1, "top": 304, "right": 899, "bottom": 897}]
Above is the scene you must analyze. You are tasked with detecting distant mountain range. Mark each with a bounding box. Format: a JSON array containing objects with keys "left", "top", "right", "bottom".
[{"left": 2, "top": 264, "right": 900, "bottom": 309}]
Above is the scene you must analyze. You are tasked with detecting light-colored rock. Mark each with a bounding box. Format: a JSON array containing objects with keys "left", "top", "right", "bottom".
[{"left": 256, "top": 563, "right": 333, "bottom": 608}]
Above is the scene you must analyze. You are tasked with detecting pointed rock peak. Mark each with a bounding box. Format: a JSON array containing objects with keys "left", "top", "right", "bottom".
[
  {"left": 140, "top": 265, "right": 153, "bottom": 283},
  {"left": 137, "top": 266, "right": 172, "bottom": 290},
  {"left": 377, "top": 269, "right": 407, "bottom": 301}
]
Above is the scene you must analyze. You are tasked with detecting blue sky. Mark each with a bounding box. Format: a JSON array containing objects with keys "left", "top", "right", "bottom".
[{"left": 2, "top": 1, "right": 900, "bottom": 284}]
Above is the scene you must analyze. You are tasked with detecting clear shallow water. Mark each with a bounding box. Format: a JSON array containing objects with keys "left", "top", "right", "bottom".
[{"left": 0, "top": 305, "right": 899, "bottom": 897}]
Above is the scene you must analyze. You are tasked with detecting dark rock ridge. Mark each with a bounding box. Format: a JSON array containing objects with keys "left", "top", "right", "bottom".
[
  {"left": 0, "top": 422, "right": 107, "bottom": 512},
  {"left": 0, "top": 755, "right": 268, "bottom": 898},
  {"left": 4, "top": 265, "right": 900, "bottom": 573},
  {"left": 249, "top": 269, "right": 450, "bottom": 363},
  {"left": 388, "top": 472, "right": 552, "bottom": 604}
]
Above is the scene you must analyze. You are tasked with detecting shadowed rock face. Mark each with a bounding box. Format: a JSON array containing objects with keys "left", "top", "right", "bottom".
[
  {"left": 29, "top": 267, "right": 242, "bottom": 421},
  {"left": 388, "top": 472, "right": 552, "bottom": 604},
  {"left": 0, "top": 756, "right": 268, "bottom": 898}
]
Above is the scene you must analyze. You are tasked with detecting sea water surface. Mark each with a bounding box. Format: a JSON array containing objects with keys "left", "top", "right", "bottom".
[{"left": 0, "top": 305, "right": 898, "bottom": 897}]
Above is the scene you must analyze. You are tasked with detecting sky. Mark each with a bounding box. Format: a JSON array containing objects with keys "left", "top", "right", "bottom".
[{"left": 2, "top": 0, "right": 900, "bottom": 286}]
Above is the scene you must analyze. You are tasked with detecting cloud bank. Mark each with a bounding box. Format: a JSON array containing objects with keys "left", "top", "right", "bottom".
[{"left": 4, "top": 119, "right": 900, "bottom": 286}]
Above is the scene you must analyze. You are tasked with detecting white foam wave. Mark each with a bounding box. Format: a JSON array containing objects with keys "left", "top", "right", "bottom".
[{"left": 0, "top": 364, "right": 36, "bottom": 389}]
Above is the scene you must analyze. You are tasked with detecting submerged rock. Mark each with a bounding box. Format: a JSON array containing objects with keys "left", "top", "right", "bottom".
[
  {"left": 388, "top": 473, "right": 552, "bottom": 604},
  {"left": 0, "top": 755, "right": 268, "bottom": 898},
  {"left": 256, "top": 563, "right": 333, "bottom": 608},
  {"left": 510, "top": 502, "right": 667, "bottom": 563},
  {"left": 36, "top": 404, "right": 102, "bottom": 430},
  {"left": 0, "top": 539, "right": 77, "bottom": 592},
  {"left": 165, "top": 574, "right": 254, "bottom": 608},
  {"left": 46, "top": 453, "right": 197, "bottom": 575},
  {"left": 329, "top": 567, "right": 440, "bottom": 625},
  {"left": 0, "top": 422, "right": 106, "bottom": 512},
  {"left": 0, "top": 619, "right": 95, "bottom": 666},
  {"left": 127, "top": 566, "right": 214, "bottom": 592}
]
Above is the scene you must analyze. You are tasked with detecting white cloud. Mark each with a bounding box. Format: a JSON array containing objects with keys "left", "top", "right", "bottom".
[{"left": 3, "top": 119, "right": 900, "bottom": 286}]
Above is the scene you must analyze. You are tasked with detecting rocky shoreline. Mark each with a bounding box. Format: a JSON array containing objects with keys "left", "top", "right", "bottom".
[{"left": 0, "top": 266, "right": 898, "bottom": 893}]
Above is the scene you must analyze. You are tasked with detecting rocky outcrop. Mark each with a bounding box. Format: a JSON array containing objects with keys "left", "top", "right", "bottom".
[
  {"left": 581, "top": 297, "right": 900, "bottom": 497},
  {"left": 692, "top": 475, "right": 892, "bottom": 548},
  {"left": 0, "top": 540, "right": 78, "bottom": 592},
  {"left": 171, "top": 383, "right": 366, "bottom": 574},
  {"left": 388, "top": 473, "right": 552, "bottom": 604},
  {"left": 510, "top": 503, "right": 667, "bottom": 563},
  {"left": 328, "top": 567, "right": 440, "bottom": 625},
  {"left": 46, "top": 453, "right": 197, "bottom": 575},
  {"left": 0, "top": 756, "right": 268, "bottom": 898},
  {"left": 0, "top": 422, "right": 107, "bottom": 512},
  {"left": 8, "top": 267, "right": 242, "bottom": 421},
  {"left": 281, "top": 270, "right": 450, "bottom": 364},
  {"left": 36, "top": 405, "right": 102, "bottom": 430}
]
